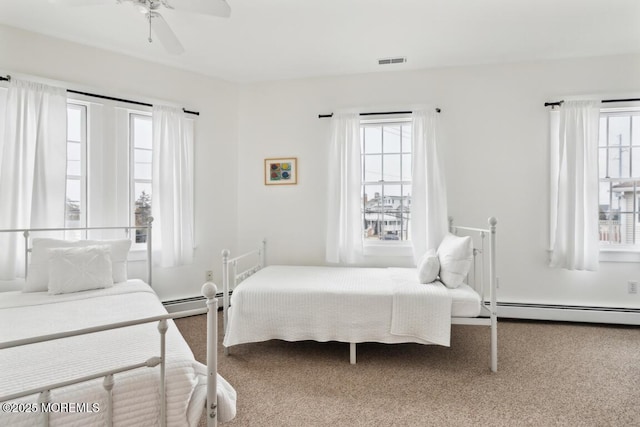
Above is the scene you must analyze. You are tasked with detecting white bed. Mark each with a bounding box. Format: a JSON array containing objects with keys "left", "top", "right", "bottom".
[
  {"left": 0, "top": 223, "right": 236, "bottom": 426},
  {"left": 222, "top": 218, "right": 498, "bottom": 371}
]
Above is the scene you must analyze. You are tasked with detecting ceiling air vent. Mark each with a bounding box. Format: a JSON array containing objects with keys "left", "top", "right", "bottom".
[{"left": 378, "top": 57, "right": 407, "bottom": 65}]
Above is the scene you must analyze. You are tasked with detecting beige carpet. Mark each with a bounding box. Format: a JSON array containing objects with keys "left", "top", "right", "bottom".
[{"left": 175, "top": 313, "right": 640, "bottom": 426}]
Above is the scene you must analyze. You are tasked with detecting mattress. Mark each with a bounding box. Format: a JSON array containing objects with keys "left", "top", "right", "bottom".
[
  {"left": 0, "top": 280, "right": 236, "bottom": 426},
  {"left": 223, "top": 265, "right": 481, "bottom": 348}
]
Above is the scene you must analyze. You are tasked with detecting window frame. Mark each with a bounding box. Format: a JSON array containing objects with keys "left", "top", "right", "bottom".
[
  {"left": 129, "top": 112, "right": 153, "bottom": 249},
  {"left": 598, "top": 105, "right": 640, "bottom": 261},
  {"left": 65, "top": 101, "right": 88, "bottom": 239},
  {"left": 360, "top": 116, "right": 413, "bottom": 257},
  {"left": 62, "top": 100, "right": 154, "bottom": 247}
]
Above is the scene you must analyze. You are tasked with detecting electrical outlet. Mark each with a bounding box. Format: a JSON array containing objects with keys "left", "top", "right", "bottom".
[
  {"left": 628, "top": 281, "right": 638, "bottom": 294},
  {"left": 206, "top": 270, "right": 214, "bottom": 282}
]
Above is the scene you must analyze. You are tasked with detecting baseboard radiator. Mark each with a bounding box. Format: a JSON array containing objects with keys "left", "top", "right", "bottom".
[
  {"left": 495, "top": 302, "right": 640, "bottom": 326},
  {"left": 163, "top": 296, "right": 639, "bottom": 325},
  {"left": 163, "top": 291, "right": 231, "bottom": 313}
]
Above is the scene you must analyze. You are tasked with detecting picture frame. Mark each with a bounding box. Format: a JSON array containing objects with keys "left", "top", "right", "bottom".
[{"left": 264, "top": 157, "right": 298, "bottom": 185}]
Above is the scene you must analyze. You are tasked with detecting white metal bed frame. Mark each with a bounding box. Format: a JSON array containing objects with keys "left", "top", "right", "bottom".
[
  {"left": 221, "top": 217, "right": 498, "bottom": 372},
  {"left": 0, "top": 220, "right": 221, "bottom": 426}
]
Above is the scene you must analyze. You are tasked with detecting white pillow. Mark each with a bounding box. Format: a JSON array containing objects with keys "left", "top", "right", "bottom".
[
  {"left": 417, "top": 249, "right": 440, "bottom": 284},
  {"left": 47, "top": 245, "right": 114, "bottom": 295},
  {"left": 437, "top": 234, "right": 473, "bottom": 289},
  {"left": 24, "top": 238, "right": 132, "bottom": 292}
]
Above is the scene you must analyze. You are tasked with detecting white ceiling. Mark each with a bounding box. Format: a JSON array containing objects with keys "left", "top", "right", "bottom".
[{"left": 1, "top": 0, "right": 639, "bottom": 83}]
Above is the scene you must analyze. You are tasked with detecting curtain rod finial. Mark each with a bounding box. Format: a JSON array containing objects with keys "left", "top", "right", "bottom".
[{"left": 544, "top": 100, "right": 564, "bottom": 108}]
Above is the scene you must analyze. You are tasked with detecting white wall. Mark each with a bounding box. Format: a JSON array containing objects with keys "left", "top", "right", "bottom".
[
  {"left": 3, "top": 22, "right": 640, "bottom": 310},
  {"left": 237, "top": 53, "right": 640, "bottom": 309},
  {"left": 0, "top": 24, "right": 239, "bottom": 301}
]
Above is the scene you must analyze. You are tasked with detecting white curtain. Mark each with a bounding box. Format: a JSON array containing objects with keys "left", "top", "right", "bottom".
[
  {"left": 0, "top": 79, "right": 67, "bottom": 279},
  {"left": 325, "top": 113, "right": 362, "bottom": 263},
  {"left": 152, "top": 105, "right": 194, "bottom": 268},
  {"left": 549, "top": 100, "right": 600, "bottom": 271},
  {"left": 410, "top": 109, "right": 448, "bottom": 263}
]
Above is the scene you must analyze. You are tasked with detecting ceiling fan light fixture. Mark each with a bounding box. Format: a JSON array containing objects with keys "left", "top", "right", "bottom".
[{"left": 52, "top": 0, "right": 230, "bottom": 54}]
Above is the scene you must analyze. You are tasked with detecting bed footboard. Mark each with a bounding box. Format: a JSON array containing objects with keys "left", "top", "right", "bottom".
[
  {"left": 0, "top": 284, "right": 221, "bottom": 427},
  {"left": 221, "top": 240, "right": 266, "bottom": 349}
]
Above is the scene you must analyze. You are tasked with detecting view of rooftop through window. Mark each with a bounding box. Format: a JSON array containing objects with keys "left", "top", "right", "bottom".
[
  {"left": 361, "top": 120, "right": 412, "bottom": 241},
  {"left": 599, "top": 109, "right": 640, "bottom": 246}
]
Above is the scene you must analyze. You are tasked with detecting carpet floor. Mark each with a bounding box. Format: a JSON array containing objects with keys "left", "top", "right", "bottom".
[{"left": 174, "top": 313, "right": 640, "bottom": 427}]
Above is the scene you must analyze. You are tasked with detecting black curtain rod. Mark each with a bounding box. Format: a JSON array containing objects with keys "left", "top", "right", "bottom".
[
  {"left": 545, "top": 98, "right": 640, "bottom": 108},
  {"left": 318, "top": 108, "right": 441, "bottom": 119},
  {"left": 0, "top": 75, "right": 199, "bottom": 116},
  {"left": 602, "top": 98, "right": 640, "bottom": 104}
]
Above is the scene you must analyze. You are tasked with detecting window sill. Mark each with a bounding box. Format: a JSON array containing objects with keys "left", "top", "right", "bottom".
[
  {"left": 599, "top": 247, "right": 640, "bottom": 263},
  {"left": 363, "top": 241, "right": 413, "bottom": 257}
]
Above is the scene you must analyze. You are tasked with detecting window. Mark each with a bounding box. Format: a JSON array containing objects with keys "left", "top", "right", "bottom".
[
  {"left": 598, "top": 108, "right": 640, "bottom": 247},
  {"left": 361, "top": 119, "right": 412, "bottom": 242},
  {"left": 62, "top": 102, "right": 153, "bottom": 245},
  {"left": 65, "top": 103, "right": 87, "bottom": 236},
  {"left": 130, "top": 113, "right": 153, "bottom": 244}
]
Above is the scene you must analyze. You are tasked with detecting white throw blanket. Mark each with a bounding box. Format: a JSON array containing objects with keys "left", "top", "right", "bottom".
[
  {"left": 388, "top": 269, "right": 452, "bottom": 346},
  {"left": 0, "top": 281, "right": 236, "bottom": 426}
]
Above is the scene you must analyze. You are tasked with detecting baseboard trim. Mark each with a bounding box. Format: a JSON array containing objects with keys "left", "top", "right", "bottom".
[
  {"left": 162, "top": 291, "right": 231, "bottom": 313},
  {"left": 163, "top": 297, "right": 206, "bottom": 313},
  {"left": 495, "top": 302, "right": 640, "bottom": 325}
]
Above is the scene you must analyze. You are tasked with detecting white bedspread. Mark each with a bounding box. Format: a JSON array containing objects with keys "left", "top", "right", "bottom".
[
  {"left": 0, "top": 280, "right": 236, "bottom": 426},
  {"left": 223, "top": 266, "right": 453, "bottom": 348}
]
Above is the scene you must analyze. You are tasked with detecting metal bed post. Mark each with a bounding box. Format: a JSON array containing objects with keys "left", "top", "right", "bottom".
[
  {"left": 158, "top": 319, "right": 168, "bottom": 427},
  {"left": 259, "top": 239, "right": 266, "bottom": 268},
  {"left": 103, "top": 375, "right": 114, "bottom": 427},
  {"left": 231, "top": 260, "right": 238, "bottom": 307},
  {"left": 38, "top": 390, "right": 50, "bottom": 427},
  {"left": 202, "top": 282, "right": 219, "bottom": 427},
  {"left": 480, "top": 232, "right": 486, "bottom": 301},
  {"left": 147, "top": 217, "right": 154, "bottom": 287},
  {"left": 221, "top": 249, "right": 230, "bottom": 355},
  {"left": 489, "top": 217, "right": 498, "bottom": 373},
  {"left": 471, "top": 248, "right": 478, "bottom": 288},
  {"left": 23, "top": 230, "right": 29, "bottom": 279}
]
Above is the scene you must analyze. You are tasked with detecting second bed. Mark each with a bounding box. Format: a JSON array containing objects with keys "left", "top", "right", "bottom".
[{"left": 221, "top": 218, "right": 498, "bottom": 371}]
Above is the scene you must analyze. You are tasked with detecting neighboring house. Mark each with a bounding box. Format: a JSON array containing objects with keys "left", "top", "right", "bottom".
[
  {"left": 601, "top": 181, "right": 640, "bottom": 245},
  {"left": 363, "top": 192, "right": 411, "bottom": 240}
]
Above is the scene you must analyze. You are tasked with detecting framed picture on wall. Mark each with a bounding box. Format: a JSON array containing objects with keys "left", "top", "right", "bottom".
[{"left": 264, "top": 157, "right": 298, "bottom": 185}]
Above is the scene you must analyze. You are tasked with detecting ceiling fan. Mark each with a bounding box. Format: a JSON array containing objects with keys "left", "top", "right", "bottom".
[{"left": 49, "top": 0, "right": 231, "bottom": 55}]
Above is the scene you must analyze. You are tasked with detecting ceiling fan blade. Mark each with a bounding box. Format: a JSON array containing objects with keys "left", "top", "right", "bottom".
[
  {"left": 165, "top": 0, "right": 231, "bottom": 18},
  {"left": 148, "top": 12, "right": 185, "bottom": 55},
  {"left": 48, "top": 0, "right": 114, "bottom": 6}
]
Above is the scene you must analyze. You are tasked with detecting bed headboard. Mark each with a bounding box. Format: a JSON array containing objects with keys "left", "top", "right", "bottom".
[
  {"left": 448, "top": 216, "right": 498, "bottom": 306},
  {"left": 0, "top": 218, "right": 154, "bottom": 286}
]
